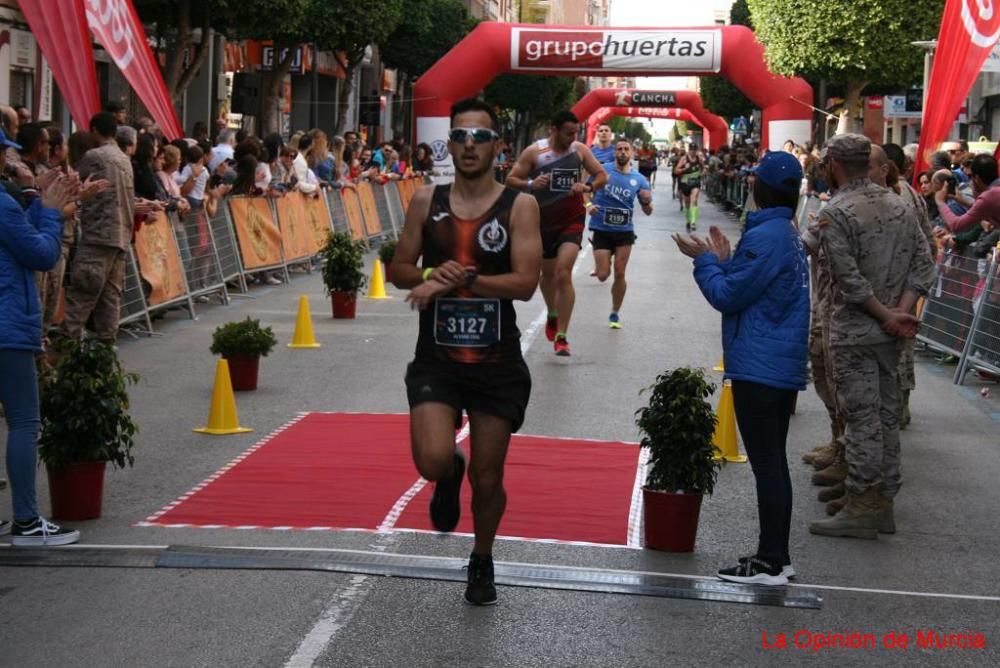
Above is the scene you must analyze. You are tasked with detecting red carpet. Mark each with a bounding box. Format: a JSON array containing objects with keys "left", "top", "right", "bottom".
[{"left": 141, "top": 413, "right": 643, "bottom": 547}]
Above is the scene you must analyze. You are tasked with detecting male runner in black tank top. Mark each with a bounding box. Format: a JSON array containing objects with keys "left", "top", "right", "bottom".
[
  {"left": 393, "top": 98, "right": 541, "bottom": 606},
  {"left": 506, "top": 110, "right": 607, "bottom": 356}
]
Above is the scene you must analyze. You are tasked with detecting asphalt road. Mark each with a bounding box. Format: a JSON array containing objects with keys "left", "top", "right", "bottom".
[{"left": 2, "top": 171, "right": 998, "bottom": 667}]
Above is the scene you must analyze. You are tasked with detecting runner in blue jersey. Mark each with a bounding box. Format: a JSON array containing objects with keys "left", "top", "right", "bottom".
[
  {"left": 590, "top": 124, "right": 615, "bottom": 164},
  {"left": 588, "top": 138, "right": 653, "bottom": 328}
]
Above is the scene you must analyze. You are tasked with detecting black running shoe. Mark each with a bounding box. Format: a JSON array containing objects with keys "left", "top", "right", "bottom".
[
  {"left": 429, "top": 448, "right": 466, "bottom": 532},
  {"left": 717, "top": 555, "right": 787, "bottom": 585},
  {"left": 738, "top": 554, "right": 795, "bottom": 579},
  {"left": 465, "top": 553, "right": 497, "bottom": 606}
]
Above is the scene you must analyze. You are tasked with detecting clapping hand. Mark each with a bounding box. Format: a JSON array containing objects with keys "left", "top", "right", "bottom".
[
  {"left": 672, "top": 232, "right": 714, "bottom": 259},
  {"left": 80, "top": 175, "right": 110, "bottom": 201},
  {"left": 708, "top": 226, "right": 731, "bottom": 262},
  {"left": 39, "top": 173, "right": 80, "bottom": 211}
]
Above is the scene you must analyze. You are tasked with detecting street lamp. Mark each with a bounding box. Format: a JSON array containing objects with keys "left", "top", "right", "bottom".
[{"left": 911, "top": 40, "right": 937, "bottom": 113}]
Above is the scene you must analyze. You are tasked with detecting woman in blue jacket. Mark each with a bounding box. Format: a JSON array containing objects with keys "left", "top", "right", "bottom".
[
  {"left": 0, "top": 143, "right": 81, "bottom": 546},
  {"left": 674, "top": 150, "right": 810, "bottom": 585}
]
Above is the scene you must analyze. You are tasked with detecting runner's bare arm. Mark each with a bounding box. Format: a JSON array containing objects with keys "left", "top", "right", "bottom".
[
  {"left": 466, "top": 193, "right": 541, "bottom": 301},
  {"left": 505, "top": 146, "right": 548, "bottom": 192},
  {"left": 577, "top": 145, "right": 608, "bottom": 192},
  {"left": 392, "top": 185, "right": 464, "bottom": 290},
  {"left": 639, "top": 188, "right": 653, "bottom": 216}
]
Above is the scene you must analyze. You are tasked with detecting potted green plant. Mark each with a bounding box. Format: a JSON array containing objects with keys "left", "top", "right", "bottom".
[
  {"left": 321, "top": 230, "right": 367, "bottom": 318},
  {"left": 210, "top": 317, "right": 278, "bottom": 391},
  {"left": 635, "top": 367, "right": 723, "bottom": 552},
  {"left": 39, "top": 339, "right": 139, "bottom": 521},
  {"left": 378, "top": 239, "right": 398, "bottom": 284}
]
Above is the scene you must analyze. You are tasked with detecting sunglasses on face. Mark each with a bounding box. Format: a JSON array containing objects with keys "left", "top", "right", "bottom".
[{"left": 448, "top": 127, "right": 498, "bottom": 144}]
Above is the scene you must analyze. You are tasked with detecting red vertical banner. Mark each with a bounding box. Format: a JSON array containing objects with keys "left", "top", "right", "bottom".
[
  {"left": 85, "top": 0, "right": 183, "bottom": 139},
  {"left": 20, "top": 0, "right": 100, "bottom": 129},
  {"left": 915, "top": 0, "right": 1000, "bottom": 178}
]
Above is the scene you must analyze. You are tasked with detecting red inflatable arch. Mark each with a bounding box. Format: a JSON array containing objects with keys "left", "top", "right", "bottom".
[
  {"left": 585, "top": 107, "right": 708, "bottom": 147},
  {"left": 414, "top": 22, "right": 812, "bottom": 176},
  {"left": 577, "top": 89, "right": 727, "bottom": 149}
]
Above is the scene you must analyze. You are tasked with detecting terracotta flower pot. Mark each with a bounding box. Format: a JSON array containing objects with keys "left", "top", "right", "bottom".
[
  {"left": 331, "top": 291, "right": 357, "bottom": 319},
  {"left": 47, "top": 461, "right": 107, "bottom": 521},
  {"left": 642, "top": 487, "right": 703, "bottom": 552},
  {"left": 225, "top": 354, "right": 260, "bottom": 391}
]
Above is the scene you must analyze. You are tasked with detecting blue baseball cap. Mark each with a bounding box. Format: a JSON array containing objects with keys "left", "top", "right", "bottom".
[
  {"left": 750, "top": 151, "right": 802, "bottom": 194},
  {"left": 0, "top": 127, "right": 21, "bottom": 150}
]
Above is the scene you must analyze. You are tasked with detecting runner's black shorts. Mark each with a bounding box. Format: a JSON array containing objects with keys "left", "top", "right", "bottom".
[
  {"left": 405, "top": 357, "right": 532, "bottom": 432},
  {"left": 679, "top": 180, "right": 701, "bottom": 196},
  {"left": 591, "top": 230, "right": 636, "bottom": 252},
  {"left": 540, "top": 218, "right": 584, "bottom": 259}
]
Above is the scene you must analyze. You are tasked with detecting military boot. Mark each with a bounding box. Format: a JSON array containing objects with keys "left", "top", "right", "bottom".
[
  {"left": 817, "top": 482, "right": 844, "bottom": 503},
  {"left": 825, "top": 495, "right": 846, "bottom": 516},
  {"left": 802, "top": 442, "right": 833, "bottom": 466},
  {"left": 812, "top": 448, "right": 847, "bottom": 486},
  {"left": 809, "top": 489, "right": 880, "bottom": 539},
  {"left": 811, "top": 440, "right": 841, "bottom": 470},
  {"left": 876, "top": 495, "right": 896, "bottom": 534}
]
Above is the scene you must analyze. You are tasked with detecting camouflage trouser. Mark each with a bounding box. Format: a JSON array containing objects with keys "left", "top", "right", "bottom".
[
  {"left": 897, "top": 337, "right": 916, "bottom": 392},
  {"left": 809, "top": 324, "right": 843, "bottom": 447},
  {"left": 36, "top": 244, "right": 70, "bottom": 335},
  {"left": 58, "top": 244, "right": 125, "bottom": 343},
  {"left": 832, "top": 341, "right": 902, "bottom": 498}
]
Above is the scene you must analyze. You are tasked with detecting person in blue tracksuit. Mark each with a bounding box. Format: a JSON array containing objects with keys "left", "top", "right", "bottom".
[
  {"left": 588, "top": 139, "right": 652, "bottom": 328},
  {"left": 673, "top": 150, "right": 810, "bottom": 586},
  {"left": 0, "top": 131, "right": 82, "bottom": 546}
]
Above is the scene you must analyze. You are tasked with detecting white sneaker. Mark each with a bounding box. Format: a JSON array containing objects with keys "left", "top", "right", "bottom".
[
  {"left": 11, "top": 517, "right": 80, "bottom": 547},
  {"left": 266, "top": 276, "right": 282, "bottom": 285}
]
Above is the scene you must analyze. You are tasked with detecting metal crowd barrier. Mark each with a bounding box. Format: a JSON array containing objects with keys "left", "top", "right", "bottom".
[
  {"left": 955, "top": 250, "right": 1000, "bottom": 383},
  {"left": 918, "top": 252, "right": 980, "bottom": 361},
  {"left": 114, "top": 180, "right": 419, "bottom": 333}
]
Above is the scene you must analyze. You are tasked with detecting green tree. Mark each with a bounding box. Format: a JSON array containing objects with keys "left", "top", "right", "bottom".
[
  {"left": 606, "top": 117, "right": 651, "bottom": 144},
  {"left": 217, "top": 0, "right": 311, "bottom": 134},
  {"left": 747, "top": 0, "right": 943, "bottom": 125},
  {"left": 380, "top": 0, "right": 476, "bottom": 79},
  {"left": 698, "top": 0, "right": 753, "bottom": 125},
  {"left": 484, "top": 75, "right": 577, "bottom": 151},
  {"left": 135, "top": 0, "right": 230, "bottom": 103},
  {"left": 307, "top": 1, "right": 405, "bottom": 132}
]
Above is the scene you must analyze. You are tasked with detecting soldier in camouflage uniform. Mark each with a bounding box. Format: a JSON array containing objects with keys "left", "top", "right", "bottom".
[
  {"left": 56, "top": 113, "right": 135, "bottom": 344},
  {"left": 882, "top": 143, "right": 938, "bottom": 429},
  {"left": 808, "top": 134, "right": 936, "bottom": 540}
]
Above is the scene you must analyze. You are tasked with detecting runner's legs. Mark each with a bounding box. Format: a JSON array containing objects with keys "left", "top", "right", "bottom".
[
  {"left": 593, "top": 248, "right": 613, "bottom": 282},
  {"left": 467, "top": 410, "right": 513, "bottom": 555},
  {"left": 554, "top": 241, "right": 579, "bottom": 335},
  {"left": 410, "top": 402, "right": 461, "bottom": 481},
  {"left": 611, "top": 243, "right": 634, "bottom": 313}
]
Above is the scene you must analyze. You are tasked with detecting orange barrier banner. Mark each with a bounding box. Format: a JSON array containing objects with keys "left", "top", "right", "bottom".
[
  {"left": 355, "top": 182, "right": 382, "bottom": 237},
  {"left": 340, "top": 188, "right": 367, "bottom": 241},
  {"left": 274, "top": 193, "right": 320, "bottom": 261},
  {"left": 397, "top": 179, "right": 414, "bottom": 210},
  {"left": 133, "top": 211, "right": 186, "bottom": 305},
  {"left": 301, "top": 192, "right": 333, "bottom": 248},
  {"left": 229, "top": 196, "right": 283, "bottom": 269}
]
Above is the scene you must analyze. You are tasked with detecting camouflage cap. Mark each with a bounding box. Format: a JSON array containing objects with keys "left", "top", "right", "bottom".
[{"left": 823, "top": 133, "right": 871, "bottom": 162}]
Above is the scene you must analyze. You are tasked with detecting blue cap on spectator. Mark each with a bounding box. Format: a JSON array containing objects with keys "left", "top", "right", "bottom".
[
  {"left": 750, "top": 150, "right": 803, "bottom": 194},
  {"left": 0, "top": 127, "right": 22, "bottom": 150}
]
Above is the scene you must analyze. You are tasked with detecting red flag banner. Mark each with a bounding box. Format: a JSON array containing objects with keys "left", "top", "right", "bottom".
[
  {"left": 85, "top": 0, "right": 183, "bottom": 139},
  {"left": 916, "top": 0, "right": 1000, "bottom": 178},
  {"left": 20, "top": 0, "right": 100, "bottom": 129}
]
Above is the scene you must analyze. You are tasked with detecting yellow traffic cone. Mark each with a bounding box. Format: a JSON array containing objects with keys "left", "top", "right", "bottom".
[
  {"left": 288, "top": 295, "right": 321, "bottom": 349},
  {"left": 367, "top": 260, "right": 390, "bottom": 299},
  {"left": 713, "top": 356, "right": 725, "bottom": 372},
  {"left": 712, "top": 380, "right": 747, "bottom": 463},
  {"left": 194, "top": 359, "right": 253, "bottom": 435}
]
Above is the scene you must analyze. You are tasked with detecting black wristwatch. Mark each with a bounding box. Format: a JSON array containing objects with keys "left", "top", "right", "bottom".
[{"left": 464, "top": 267, "right": 479, "bottom": 289}]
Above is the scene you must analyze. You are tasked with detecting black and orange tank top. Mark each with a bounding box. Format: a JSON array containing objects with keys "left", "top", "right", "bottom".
[{"left": 415, "top": 184, "right": 522, "bottom": 364}]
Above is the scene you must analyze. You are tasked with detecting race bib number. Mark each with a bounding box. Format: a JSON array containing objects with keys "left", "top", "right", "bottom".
[
  {"left": 550, "top": 169, "right": 577, "bottom": 192},
  {"left": 603, "top": 207, "right": 630, "bottom": 227},
  {"left": 434, "top": 299, "right": 501, "bottom": 347}
]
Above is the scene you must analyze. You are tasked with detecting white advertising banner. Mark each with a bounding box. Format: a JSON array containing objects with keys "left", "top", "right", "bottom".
[{"left": 511, "top": 28, "right": 722, "bottom": 73}]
